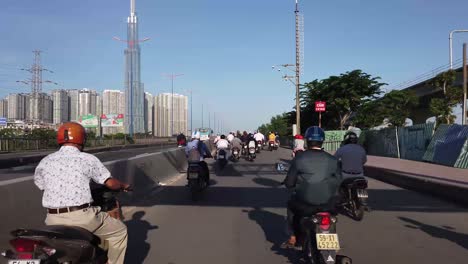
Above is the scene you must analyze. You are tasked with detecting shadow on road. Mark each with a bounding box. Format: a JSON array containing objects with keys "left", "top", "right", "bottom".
[
  {"left": 243, "top": 207, "right": 301, "bottom": 263},
  {"left": 367, "top": 189, "right": 468, "bottom": 213},
  {"left": 399, "top": 217, "right": 468, "bottom": 250},
  {"left": 124, "top": 211, "right": 159, "bottom": 264},
  {"left": 252, "top": 177, "right": 283, "bottom": 188}
]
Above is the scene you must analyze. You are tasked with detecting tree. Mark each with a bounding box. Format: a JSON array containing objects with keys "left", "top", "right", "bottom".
[
  {"left": 301, "top": 70, "right": 385, "bottom": 130},
  {"left": 429, "top": 70, "right": 463, "bottom": 124},
  {"left": 379, "top": 90, "right": 419, "bottom": 127},
  {"left": 257, "top": 114, "right": 289, "bottom": 136}
]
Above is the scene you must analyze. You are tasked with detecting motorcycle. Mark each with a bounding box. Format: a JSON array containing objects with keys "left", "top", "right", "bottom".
[
  {"left": 338, "top": 176, "right": 370, "bottom": 221},
  {"left": 292, "top": 148, "right": 305, "bottom": 158},
  {"left": 268, "top": 141, "right": 275, "bottom": 151},
  {"left": 299, "top": 212, "right": 352, "bottom": 264},
  {"left": 1, "top": 186, "right": 131, "bottom": 264},
  {"left": 256, "top": 141, "right": 263, "bottom": 153},
  {"left": 187, "top": 162, "right": 209, "bottom": 201},
  {"left": 231, "top": 147, "right": 241, "bottom": 162},
  {"left": 247, "top": 146, "right": 256, "bottom": 161},
  {"left": 217, "top": 148, "right": 228, "bottom": 170}
]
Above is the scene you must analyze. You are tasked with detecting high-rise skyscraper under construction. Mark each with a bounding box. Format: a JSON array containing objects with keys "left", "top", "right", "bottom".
[{"left": 123, "top": 0, "right": 145, "bottom": 135}]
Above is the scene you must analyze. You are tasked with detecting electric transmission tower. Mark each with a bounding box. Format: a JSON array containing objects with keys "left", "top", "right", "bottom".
[{"left": 17, "top": 50, "right": 57, "bottom": 123}]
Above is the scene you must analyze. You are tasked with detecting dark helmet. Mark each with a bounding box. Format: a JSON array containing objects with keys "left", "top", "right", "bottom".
[
  {"left": 221, "top": 134, "right": 226, "bottom": 139},
  {"left": 344, "top": 131, "right": 358, "bottom": 144},
  {"left": 305, "top": 126, "right": 325, "bottom": 142}
]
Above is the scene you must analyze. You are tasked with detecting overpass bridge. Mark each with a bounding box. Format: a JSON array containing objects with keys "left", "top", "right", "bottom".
[{"left": 397, "top": 65, "right": 465, "bottom": 123}]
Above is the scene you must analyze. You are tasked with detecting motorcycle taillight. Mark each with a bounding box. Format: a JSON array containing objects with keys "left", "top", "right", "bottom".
[
  {"left": 10, "top": 238, "right": 40, "bottom": 253},
  {"left": 318, "top": 213, "right": 331, "bottom": 230}
]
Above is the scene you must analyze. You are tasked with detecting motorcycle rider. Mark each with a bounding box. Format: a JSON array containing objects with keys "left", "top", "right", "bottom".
[
  {"left": 268, "top": 131, "right": 276, "bottom": 143},
  {"left": 334, "top": 131, "right": 367, "bottom": 177},
  {"left": 33, "top": 122, "right": 129, "bottom": 264},
  {"left": 254, "top": 131, "right": 265, "bottom": 145},
  {"left": 227, "top": 132, "right": 235, "bottom": 142},
  {"left": 177, "top": 132, "right": 187, "bottom": 147},
  {"left": 216, "top": 134, "right": 230, "bottom": 158},
  {"left": 230, "top": 135, "right": 243, "bottom": 154},
  {"left": 186, "top": 131, "right": 212, "bottom": 185},
  {"left": 282, "top": 126, "right": 343, "bottom": 248},
  {"left": 292, "top": 134, "right": 305, "bottom": 157}
]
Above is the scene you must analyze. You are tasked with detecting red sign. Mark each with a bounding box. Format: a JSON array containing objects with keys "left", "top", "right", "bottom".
[{"left": 315, "top": 101, "right": 326, "bottom": 112}]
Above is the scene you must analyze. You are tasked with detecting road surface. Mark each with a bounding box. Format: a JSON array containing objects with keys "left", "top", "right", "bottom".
[{"left": 121, "top": 148, "right": 468, "bottom": 264}]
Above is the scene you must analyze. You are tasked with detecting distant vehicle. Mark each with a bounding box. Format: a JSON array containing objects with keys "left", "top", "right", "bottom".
[{"left": 198, "top": 128, "right": 212, "bottom": 142}]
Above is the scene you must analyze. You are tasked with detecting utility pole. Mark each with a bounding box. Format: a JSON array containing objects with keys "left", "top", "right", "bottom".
[
  {"left": 295, "top": 0, "right": 302, "bottom": 133},
  {"left": 17, "top": 50, "right": 57, "bottom": 124},
  {"left": 463, "top": 43, "right": 467, "bottom": 125},
  {"left": 201, "top": 104, "right": 204, "bottom": 128},
  {"left": 272, "top": 0, "right": 303, "bottom": 133}
]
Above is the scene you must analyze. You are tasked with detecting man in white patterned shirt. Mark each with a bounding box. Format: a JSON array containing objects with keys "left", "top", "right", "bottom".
[{"left": 34, "top": 122, "right": 129, "bottom": 264}]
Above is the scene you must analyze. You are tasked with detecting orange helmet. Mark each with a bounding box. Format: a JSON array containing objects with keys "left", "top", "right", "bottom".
[{"left": 57, "top": 122, "right": 86, "bottom": 146}]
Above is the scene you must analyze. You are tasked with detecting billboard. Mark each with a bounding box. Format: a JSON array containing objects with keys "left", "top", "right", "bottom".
[
  {"left": 0, "top": 117, "right": 6, "bottom": 127},
  {"left": 101, "top": 114, "right": 124, "bottom": 127},
  {"left": 78, "top": 115, "right": 98, "bottom": 128}
]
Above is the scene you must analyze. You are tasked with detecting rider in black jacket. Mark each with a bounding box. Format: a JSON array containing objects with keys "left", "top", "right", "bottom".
[{"left": 282, "top": 126, "right": 343, "bottom": 248}]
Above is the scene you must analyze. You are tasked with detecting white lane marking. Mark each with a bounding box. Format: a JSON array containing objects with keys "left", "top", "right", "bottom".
[
  {"left": 0, "top": 176, "right": 34, "bottom": 186},
  {"left": 0, "top": 148, "right": 181, "bottom": 186}
]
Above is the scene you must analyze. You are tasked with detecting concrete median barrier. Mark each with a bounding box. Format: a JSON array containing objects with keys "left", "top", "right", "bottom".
[
  {"left": 364, "top": 163, "right": 468, "bottom": 206},
  {"left": 0, "top": 147, "right": 187, "bottom": 254}
]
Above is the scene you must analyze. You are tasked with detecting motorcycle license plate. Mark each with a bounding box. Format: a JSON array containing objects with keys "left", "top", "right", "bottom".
[
  {"left": 188, "top": 172, "right": 199, "bottom": 179},
  {"left": 316, "top": 234, "right": 340, "bottom": 250},
  {"left": 9, "top": 260, "right": 41, "bottom": 264},
  {"left": 218, "top": 155, "right": 225, "bottom": 159},
  {"left": 233, "top": 151, "right": 238, "bottom": 155}
]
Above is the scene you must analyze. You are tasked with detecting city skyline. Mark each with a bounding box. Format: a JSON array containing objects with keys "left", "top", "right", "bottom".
[{"left": 1, "top": 1, "right": 468, "bottom": 129}]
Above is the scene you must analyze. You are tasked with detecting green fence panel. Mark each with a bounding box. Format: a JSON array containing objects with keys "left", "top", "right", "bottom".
[
  {"left": 454, "top": 138, "right": 468, "bottom": 169},
  {"left": 398, "top": 123, "right": 435, "bottom": 161},
  {"left": 361, "top": 128, "right": 399, "bottom": 158},
  {"left": 423, "top": 124, "right": 468, "bottom": 167},
  {"left": 325, "top": 130, "right": 347, "bottom": 142}
]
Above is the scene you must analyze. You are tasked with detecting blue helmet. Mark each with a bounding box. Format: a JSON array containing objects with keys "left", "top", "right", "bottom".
[{"left": 304, "top": 126, "right": 325, "bottom": 142}]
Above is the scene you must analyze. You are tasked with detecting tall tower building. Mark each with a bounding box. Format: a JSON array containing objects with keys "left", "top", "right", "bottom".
[
  {"left": 154, "top": 93, "right": 188, "bottom": 137},
  {"left": 0, "top": 98, "right": 8, "bottom": 118},
  {"left": 7, "top": 93, "right": 29, "bottom": 121},
  {"left": 144, "top": 92, "right": 153, "bottom": 134},
  {"left": 52, "top": 90, "right": 69, "bottom": 124},
  {"left": 124, "top": 0, "right": 145, "bottom": 135},
  {"left": 78, "top": 89, "right": 98, "bottom": 117},
  {"left": 67, "top": 89, "right": 80, "bottom": 121},
  {"left": 102, "top": 90, "right": 125, "bottom": 135}
]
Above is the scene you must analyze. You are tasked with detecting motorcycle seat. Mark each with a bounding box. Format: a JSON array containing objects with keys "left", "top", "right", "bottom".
[
  {"left": 15, "top": 226, "right": 100, "bottom": 244},
  {"left": 341, "top": 177, "right": 367, "bottom": 188}
]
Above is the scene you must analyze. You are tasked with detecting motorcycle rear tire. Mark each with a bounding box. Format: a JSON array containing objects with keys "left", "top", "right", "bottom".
[{"left": 351, "top": 199, "right": 365, "bottom": 221}]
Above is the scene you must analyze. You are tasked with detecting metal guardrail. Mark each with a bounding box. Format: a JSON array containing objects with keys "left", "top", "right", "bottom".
[{"left": 0, "top": 137, "right": 176, "bottom": 152}]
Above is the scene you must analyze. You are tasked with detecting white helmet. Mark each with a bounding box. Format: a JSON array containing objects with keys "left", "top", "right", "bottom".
[{"left": 192, "top": 131, "right": 200, "bottom": 140}]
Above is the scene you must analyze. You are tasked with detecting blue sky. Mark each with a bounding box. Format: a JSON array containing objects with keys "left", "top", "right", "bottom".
[{"left": 1, "top": 0, "right": 468, "bottom": 130}]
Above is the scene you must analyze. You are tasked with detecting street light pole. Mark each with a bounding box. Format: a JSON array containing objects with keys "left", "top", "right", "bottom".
[
  {"left": 449, "top": 30, "right": 468, "bottom": 69},
  {"left": 463, "top": 43, "right": 467, "bottom": 125}
]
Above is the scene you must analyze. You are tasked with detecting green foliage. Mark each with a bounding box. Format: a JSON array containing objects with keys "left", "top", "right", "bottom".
[
  {"left": 27, "top": 128, "right": 57, "bottom": 140},
  {"left": 0, "top": 128, "right": 23, "bottom": 138},
  {"left": 258, "top": 114, "right": 289, "bottom": 136},
  {"left": 429, "top": 70, "right": 463, "bottom": 124},
  {"left": 299, "top": 70, "right": 386, "bottom": 130},
  {"left": 354, "top": 90, "right": 418, "bottom": 128}
]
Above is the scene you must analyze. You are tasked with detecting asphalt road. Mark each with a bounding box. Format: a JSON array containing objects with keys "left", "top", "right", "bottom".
[{"left": 121, "top": 147, "right": 468, "bottom": 264}]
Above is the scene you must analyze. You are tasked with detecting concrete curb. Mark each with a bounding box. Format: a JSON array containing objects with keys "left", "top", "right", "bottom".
[
  {"left": 0, "top": 143, "right": 176, "bottom": 169},
  {"left": 364, "top": 165, "right": 468, "bottom": 206}
]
